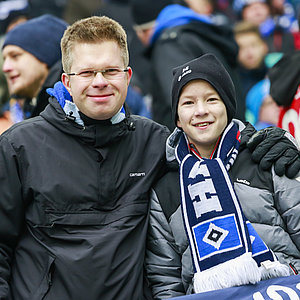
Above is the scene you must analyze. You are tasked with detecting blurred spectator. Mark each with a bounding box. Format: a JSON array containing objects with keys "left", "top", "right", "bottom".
[
  {"left": 234, "top": 0, "right": 300, "bottom": 54},
  {"left": 1, "top": 14, "right": 67, "bottom": 133},
  {"left": 0, "top": 0, "right": 30, "bottom": 35},
  {"left": 239, "top": 0, "right": 271, "bottom": 25},
  {"left": 0, "top": 0, "right": 68, "bottom": 27},
  {"left": 267, "top": 0, "right": 298, "bottom": 32},
  {"left": 246, "top": 78, "right": 280, "bottom": 129},
  {"left": 268, "top": 50, "right": 300, "bottom": 145},
  {"left": 234, "top": 21, "right": 269, "bottom": 103},
  {"left": 175, "top": 0, "right": 233, "bottom": 25},
  {"left": 126, "top": 85, "right": 152, "bottom": 118},
  {"left": 0, "top": 0, "right": 31, "bottom": 132},
  {"left": 131, "top": 0, "right": 244, "bottom": 130}
]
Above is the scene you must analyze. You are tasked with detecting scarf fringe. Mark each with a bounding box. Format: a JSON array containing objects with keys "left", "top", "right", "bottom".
[
  {"left": 193, "top": 252, "right": 261, "bottom": 293},
  {"left": 260, "top": 261, "right": 290, "bottom": 280}
]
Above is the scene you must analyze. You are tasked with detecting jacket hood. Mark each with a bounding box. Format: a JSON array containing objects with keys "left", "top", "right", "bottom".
[
  {"left": 148, "top": 4, "right": 238, "bottom": 67},
  {"left": 151, "top": 4, "right": 212, "bottom": 45}
]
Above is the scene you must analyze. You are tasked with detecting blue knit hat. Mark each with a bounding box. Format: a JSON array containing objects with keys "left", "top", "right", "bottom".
[{"left": 2, "top": 14, "right": 68, "bottom": 68}]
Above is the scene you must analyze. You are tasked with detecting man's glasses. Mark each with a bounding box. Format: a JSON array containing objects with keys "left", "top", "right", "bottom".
[{"left": 67, "top": 67, "right": 129, "bottom": 81}]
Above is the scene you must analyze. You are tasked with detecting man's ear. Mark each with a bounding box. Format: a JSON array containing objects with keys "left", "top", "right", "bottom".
[
  {"left": 61, "top": 73, "right": 72, "bottom": 96},
  {"left": 126, "top": 66, "right": 133, "bottom": 85}
]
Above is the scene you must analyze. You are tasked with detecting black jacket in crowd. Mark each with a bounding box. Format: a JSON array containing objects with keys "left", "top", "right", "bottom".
[
  {"left": 268, "top": 50, "right": 300, "bottom": 107},
  {"left": 147, "top": 19, "right": 245, "bottom": 131}
]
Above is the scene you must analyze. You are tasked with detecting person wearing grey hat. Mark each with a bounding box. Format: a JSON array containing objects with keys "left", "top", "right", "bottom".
[
  {"left": 1, "top": 14, "right": 68, "bottom": 128},
  {"left": 145, "top": 53, "right": 300, "bottom": 298}
]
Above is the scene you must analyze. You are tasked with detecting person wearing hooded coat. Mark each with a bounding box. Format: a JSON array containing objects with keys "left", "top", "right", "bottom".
[
  {"left": 1, "top": 14, "right": 68, "bottom": 132},
  {"left": 267, "top": 50, "right": 300, "bottom": 145},
  {"left": 0, "top": 15, "right": 170, "bottom": 300}
]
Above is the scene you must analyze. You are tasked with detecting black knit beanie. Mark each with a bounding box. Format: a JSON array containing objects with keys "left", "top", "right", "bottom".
[
  {"left": 171, "top": 53, "right": 237, "bottom": 127},
  {"left": 2, "top": 14, "right": 68, "bottom": 68}
]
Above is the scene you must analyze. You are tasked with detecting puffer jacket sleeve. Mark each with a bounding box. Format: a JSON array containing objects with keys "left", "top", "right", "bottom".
[
  {"left": 0, "top": 135, "right": 25, "bottom": 299},
  {"left": 145, "top": 188, "right": 185, "bottom": 299},
  {"left": 273, "top": 168, "right": 300, "bottom": 255}
]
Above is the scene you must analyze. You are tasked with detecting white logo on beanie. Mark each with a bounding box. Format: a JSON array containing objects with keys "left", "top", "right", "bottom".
[{"left": 178, "top": 66, "right": 192, "bottom": 82}]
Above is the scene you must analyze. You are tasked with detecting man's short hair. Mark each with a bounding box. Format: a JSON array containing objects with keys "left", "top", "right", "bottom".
[{"left": 61, "top": 16, "right": 129, "bottom": 73}]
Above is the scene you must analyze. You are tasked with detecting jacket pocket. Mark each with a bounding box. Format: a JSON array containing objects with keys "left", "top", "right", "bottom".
[{"left": 29, "top": 255, "right": 55, "bottom": 300}]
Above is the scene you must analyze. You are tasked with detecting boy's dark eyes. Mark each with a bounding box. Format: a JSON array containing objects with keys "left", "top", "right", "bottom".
[{"left": 207, "top": 97, "right": 219, "bottom": 102}]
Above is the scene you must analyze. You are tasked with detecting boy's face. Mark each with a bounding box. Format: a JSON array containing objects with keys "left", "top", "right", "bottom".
[
  {"left": 236, "top": 32, "right": 268, "bottom": 70},
  {"left": 177, "top": 79, "right": 228, "bottom": 158}
]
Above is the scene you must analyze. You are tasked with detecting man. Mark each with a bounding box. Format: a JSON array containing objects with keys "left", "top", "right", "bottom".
[
  {"left": 0, "top": 15, "right": 170, "bottom": 300},
  {"left": 0, "top": 15, "right": 299, "bottom": 300},
  {"left": 1, "top": 14, "right": 67, "bottom": 130},
  {"left": 234, "top": 21, "right": 269, "bottom": 105},
  {"left": 0, "top": 0, "right": 30, "bottom": 133}
]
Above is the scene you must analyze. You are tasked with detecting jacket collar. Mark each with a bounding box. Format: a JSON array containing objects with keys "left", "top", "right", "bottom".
[{"left": 41, "top": 97, "right": 133, "bottom": 148}]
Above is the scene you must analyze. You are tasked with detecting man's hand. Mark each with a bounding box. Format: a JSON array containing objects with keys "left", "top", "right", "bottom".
[{"left": 247, "top": 127, "right": 300, "bottom": 178}]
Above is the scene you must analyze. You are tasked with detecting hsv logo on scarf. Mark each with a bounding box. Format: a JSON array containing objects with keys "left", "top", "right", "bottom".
[{"left": 175, "top": 122, "right": 290, "bottom": 293}]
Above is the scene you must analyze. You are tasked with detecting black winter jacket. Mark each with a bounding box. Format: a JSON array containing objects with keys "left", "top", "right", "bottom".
[
  {"left": 0, "top": 97, "right": 169, "bottom": 300},
  {"left": 146, "top": 122, "right": 300, "bottom": 298}
]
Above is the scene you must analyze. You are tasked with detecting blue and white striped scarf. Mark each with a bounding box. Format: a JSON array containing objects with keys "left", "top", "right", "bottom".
[{"left": 175, "top": 121, "right": 290, "bottom": 293}]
